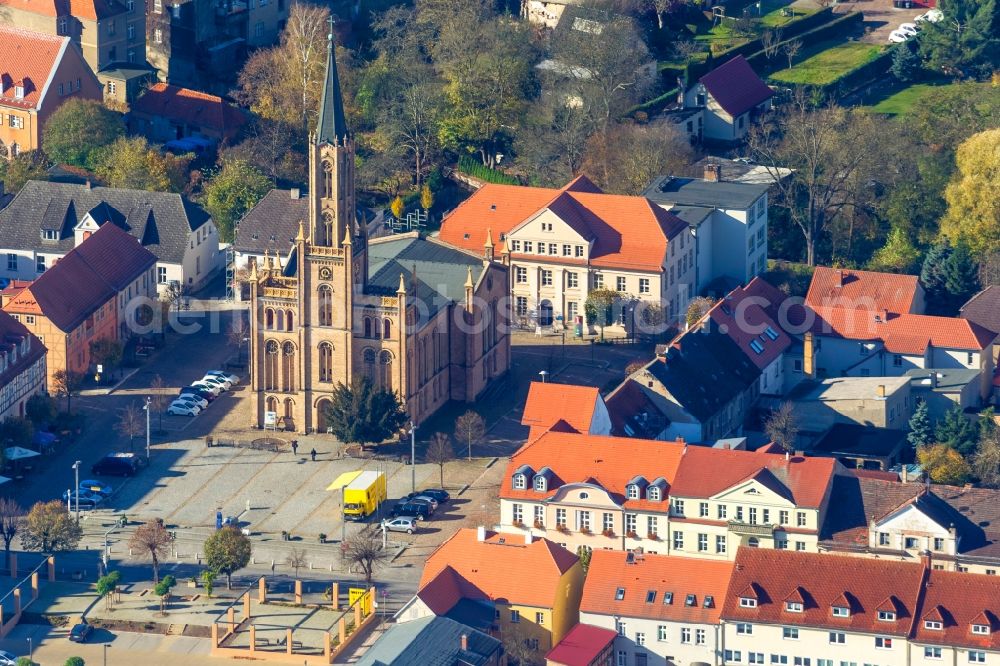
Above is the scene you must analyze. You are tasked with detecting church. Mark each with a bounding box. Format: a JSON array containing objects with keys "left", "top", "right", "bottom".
[{"left": 246, "top": 35, "right": 511, "bottom": 434}]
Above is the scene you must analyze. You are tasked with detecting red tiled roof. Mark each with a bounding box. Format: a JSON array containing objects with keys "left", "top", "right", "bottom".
[
  {"left": 4, "top": 223, "right": 156, "bottom": 332},
  {"left": 0, "top": 26, "right": 68, "bottom": 111},
  {"left": 521, "top": 381, "right": 600, "bottom": 438},
  {"left": 706, "top": 278, "right": 792, "bottom": 370},
  {"left": 809, "top": 306, "right": 996, "bottom": 353},
  {"left": 0, "top": 311, "right": 46, "bottom": 388},
  {"left": 913, "top": 570, "right": 1000, "bottom": 650},
  {"left": 698, "top": 55, "right": 774, "bottom": 118},
  {"left": 806, "top": 267, "right": 921, "bottom": 314},
  {"left": 420, "top": 528, "right": 578, "bottom": 610},
  {"left": 501, "top": 431, "right": 686, "bottom": 510},
  {"left": 417, "top": 565, "right": 484, "bottom": 616},
  {"left": 0, "top": 0, "right": 125, "bottom": 21},
  {"left": 545, "top": 623, "right": 617, "bottom": 666},
  {"left": 669, "top": 446, "right": 837, "bottom": 509},
  {"left": 438, "top": 179, "right": 687, "bottom": 272},
  {"left": 721, "top": 548, "right": 926, "bottom": 636},
  {"left": 132, "top": 83, "right": 247, "bottom": 138},
  {"left": 580, "top": 551, "right": 734, "bottom": 625}
]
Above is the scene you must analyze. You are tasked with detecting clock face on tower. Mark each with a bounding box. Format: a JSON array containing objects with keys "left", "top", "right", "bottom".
[{"left": 319, "top": 267, "right": 332, "bottom": 280}]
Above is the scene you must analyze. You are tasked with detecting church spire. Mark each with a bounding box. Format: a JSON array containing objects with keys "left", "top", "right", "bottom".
[{"left": 315, "top": 16, "right": 349, "bottom": 146}]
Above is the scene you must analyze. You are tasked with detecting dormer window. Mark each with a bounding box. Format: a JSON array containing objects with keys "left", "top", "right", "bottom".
[
  {"left": 832, "top": 606, "right": 850, "bottom": 618},
  {"left": 740, "top": 597, "right": 757, "bottom": 608},
  {"left": 878, "top": 610, "right": 896, "bottom": 622},
  {"left": 971, "top": 624, "right": 990, "bottom": 635},
  {"left": 533, "top": 475, "right": 547, "bottom": 492},
  {"left": 40, "top": 229, "right": 58, "bottom": 241},
  {"left": 626, "top": 485, "right": 639, "bottom": 500},
  {"left": 513, "top": 474, "right": 527, "bottom": 490},
  {"left": 785, "top": 602, "right": 804, "bottom": 613},
  {"left": 14, "top": 84, "right": 24, "bottom": 99},
  {"left": 647, "top": 486, "right": 660, "bottom": 501},
  {"left": 924, "top": 620, "right": 943, "bottom": 631}
]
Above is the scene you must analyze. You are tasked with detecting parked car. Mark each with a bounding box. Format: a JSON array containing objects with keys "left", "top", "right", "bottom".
[
  {"left": 198, "top": 375, "right": 231, "bottom": 390},
  {"left": 62, "top": 490, "right": 103, "bottom": 510},
  {"left": 177, "top": 393, "right": 208, "bottom": 409},
  {"left": 915, "top": 8, "right": 943, "bottom": 22},
  {"left": 190, "top": 381, "right": 223, "bottom": 396},
  {"left": 92, "top": 453, "right": 141, "bottom": 477},
  {"left": 390, "top": 501, "right": 430, "bottom": 521},
  {"left": 898, "top": 22, "right": 918, "bottom": 36},
  {"left": 69, "top": 621, "right": 92, "bottom": 642},
  {"left": 888, "top": 29, "right": 910, "bottom": 42},
  {"left": 206, "top": 370, "right": 240, "bottom": 384},
  {"left": 419, "top": 488, "right": 451, "bottom": 504},
  {"left": 411, "top": 495, "right": 439, "bottom": 510},
  {"left": 180, "top": 386, "right": 216, "bottom": 402},
  {"left": 381, "top": 517, "right": 417, "bottom": 534},
  {"left": 168, "top": 400, "right": 201, "bottom": 416},
  {"left": 78, "top": 480, "right": 113, "bottom": 497},
  {"left": 0, "top": 650, "right": 18, "bottom": 665}
]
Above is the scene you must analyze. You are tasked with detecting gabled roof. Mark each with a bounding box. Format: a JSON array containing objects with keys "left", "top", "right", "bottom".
[
  {"left": 355, "top": 616, "right": 501, "bottom": 666},
  {"left": 960, "top": 286, "right": 1000, "bottom": 336},
  {"left": 521, "top": 381, "right": 600, "bottom": 438},
  {"left": 0, "top": 26, "right": 68, "bottom": 111},
  {"left": 604, "top": 377, "right": 669, "bottom": 439},
  {"left": 809, "top": 306, "right": 996, "bottom": 353},
  {"left": 232, "top": 189, "right": 308, "bottom": 255},
  {"left": 706, "top": 277, "right": 792, "bottom": 370},
  {"left": 697, "top": 55, "right": 774, "bottom": 117},
  {"left": 4, "top": 223, "right": 156, "bottom": 332},
  {"left": 669, "top": 445, "right": 836, "bottom": 509},
  {"left": 913, "top": 570, "right": 1000, "bottom": 650},
  {"left": 721, "top": 548, "right": 925, "bottom": 636},
  {"left": 580, "top": 551, "right": 734, "bottom": 625},
  {"left": 131, "top": 83, "right": 246, "bottom": 138},
  {"left": 438, "top": 178, "right": 687, "bottom": 272},
  {"left": 420, "top": 528, "right": 578, "bottom": 610},
  {"left": 0, "top": 0, "right": 127, "bottom": 20},
  {"left": 546, "top": 624, "right": 617, "bottom": 666},
  {"left": 500, "top": 431, "right": 685, "bottom": 510},
  {"left": 807, "top": 266, "right": 922, "bottom": 314},
  {"left": 0, "top": 181, "right": 208, "bottom": 265}
]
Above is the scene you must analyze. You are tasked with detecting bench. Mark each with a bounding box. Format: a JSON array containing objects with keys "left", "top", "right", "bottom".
[
  {"left": 255, "top": 638, "right": 270, "bottom": 646},
  {"left": 276, "top": 638, "right": 303, "bottom": 648}
]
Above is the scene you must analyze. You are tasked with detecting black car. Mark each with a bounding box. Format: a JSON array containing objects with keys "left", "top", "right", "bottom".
[
  {"left": 420, "top": 488, "right": 451, "bottom": 504},
  {"left": 179, "top": 386, "right": 216, "bottom": 402},
  {"left": 91, "top": 453, "right": 140, "bottom": 477},
  {"left": 69, "top": 622, "right": 92, "bottom": 642},
  {"left": 391, "top": 501, "right": 430, "bottom": 521}
]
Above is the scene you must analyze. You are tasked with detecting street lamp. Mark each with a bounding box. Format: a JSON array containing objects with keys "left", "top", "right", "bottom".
[
  {"left": 104, "top": 642, "right": 110, "bottom": 666},
  {"left": 538, "top": 370, "right": 549, "bottom": 383},
  {"left": 72, "top": 460, "right": 81, "bottom": 523},
  {"left": 144, "top": 396, "right": 151, "bottom": 460},
  {"left": 27, "top": 637, "right": 32, "bottom": 661}
]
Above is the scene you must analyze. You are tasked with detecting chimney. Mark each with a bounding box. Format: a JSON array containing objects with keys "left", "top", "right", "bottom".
[
  {"left": 460, "top": 634, "right": 468, "bottom": 651},
  {"left": 84, "top": 180, "right": 92, "bottom": 190},
  {"left": 676, "top": 436, "right": 685, "bottom": 445},
  {"left": 704, "top": 164, "right": 722, "bottom": 182},
  {"left": 901, "top": 466, "right": 909, "bottom": 483},
  {"left": 290, "top": 188, "right": 300, "bottom": 200},
  {"left": 920, "top": 550, "right": 932, "bottom": 570},
  {"left": 876, "top": 384, "right": 886, "bottom": 399},
  {"left": 476, "top": 525, "right": 486, "bottom": 542},
  {"left": 785, "top": 450, "right": 790, "bottom": 462},
  {"left": 803, "top": 332, "right": 815, "bottom": 378},
  {"left": 524, "top": 532, "right": 533, "bottom": 546},
  {"left": 837, "top": 270, "right": 846, "bottom": 287}
]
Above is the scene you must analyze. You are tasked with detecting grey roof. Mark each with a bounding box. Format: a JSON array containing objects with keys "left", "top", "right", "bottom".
[
  {"left": 232, "top": 188, "right": 308, "bottom": 255},
  {"left": 960, "top": 286, "right": 1000, "bottom": 336},
  {"left": 905, "top": 368, "right": 983, "bottom": 393},
  {"left": 97, "top": 62, "right": 156, "bottom": 80},
  {"left": 368, "top": 235, "right": 484, "bottom": 328},
  {"left": 316, "top": 35, "right": 349, "bottom": 145},
  {"left": 0, "top": 180, "right": 208, "bottom": 265},
  {"left": 667, "top": 204, "right": 713, "bottom": 229},
  {"left": 355, "top": 616, "right": 500, "bottom": 666},
  {"left": 643, "top": 174, "right": 768, "bottom": 210},
  {"left": 811, "top": 424, "right": 908, "bottom": 457}
]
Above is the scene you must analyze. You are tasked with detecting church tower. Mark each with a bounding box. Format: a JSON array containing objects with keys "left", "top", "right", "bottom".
[{"left": 308, "top": 21, "right": 355, "bottom": 249}]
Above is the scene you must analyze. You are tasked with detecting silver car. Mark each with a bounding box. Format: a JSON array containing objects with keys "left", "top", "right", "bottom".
[{"left": 381, "top": 516, "right": 417, "bottom": 534}]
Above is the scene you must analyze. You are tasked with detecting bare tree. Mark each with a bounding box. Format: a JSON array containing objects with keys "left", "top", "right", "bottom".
[
  {"left": 581, "top": 120, "right": 694, "bottom": 195},
  {"left": 973, "top": 427, "right": 1000, "bottom": 487},
  {"left": 425, "top": 432, "right": 455, "bottom": 488},
  {"left": 227, "top": 316, "right": 249, "bottom": 363},
  {"left": 0, "top": 499, "right": 24, "bottom": 555},
  {"left": 761, "top": 29, "right": 783, "bottom": 59},
  {"left": 51, "top": 370, "right": 83, "bottom": 414},
  {"left": 764, "top": 402, "right": 800, "bottom": 452},
  {"left": 116, "top": 402, "right": 145, "bottom": 452},
  {"left": 285, "top": 547, "right": 308, "bottom": 578},
  {"left": 455, "top": 410, "right": 486, "bottom": 461},
  {"left": 344, "top": 528, "right": 389, "bottom": 584},
  {"left": 129, "top": 520, "right": 172, "bottom": 583},
  {"left": 783, "top": 39, "right": 802, "bottom": 69},
  {"left": 284, "top": 3, "right": 330, "bottom": 133},
  {"left": 148, "top": 375, "right": 170, "bottom": 435}
]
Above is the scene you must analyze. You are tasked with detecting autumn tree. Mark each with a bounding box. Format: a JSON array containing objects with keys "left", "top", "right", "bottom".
[
  {"left": 42, "top": 99, "right": 124, "bottom": 168},
  {"left": 202, "top": 159, "right": 271, "bottom": 242},
  {"left": 585, "top": 289, "right": 620, "bottom": 341},
  {"left": 582, "top": 120, "right": 693, "bottom": 195},
  {"left": 764, "top": 402, "right": 799, "bottom": 452},
  {"left": 685, "top": 296, "right": 715, "bottom": 328},
  {"left": 51, "top": 370, "right": 83, "bottom": 414},
  {"left": 869, "top": 226, "right": 920, "bottom": 274},
  {"left": 203, "top": 526, "right": 252, "bottom": 589},
  {"left": 0, "top": 150, "right": 49, "bottom": 193},
  {"left": 343, "top": 528, "right": 389, "bottom": 584},
  {"left": 0, "top": 499, "right": 24, "bottom": 555},
  {"left": 514, "top": 94, "right": 594, "bottom": 186},
  {"left": 21, "top": 500, "right": 82, "bottom": 551},
  {"left": 425, "top": 432, "right": 454, "bottom": 488},
  {"left": 917, "top": 444, "right": 971, "bottom": 485},
  {"left": 973, "top": 426, "right": 1000, "bottom": 487},
  {"left": 129, "top": 520, "right": 172, "bottom": 583},
  {"left": 455, "top": 410, "right": 485, "bottom": 461},
  {"left": 116, "top": 403, "right": 145, "bottom": 452},
  {"left": 92, "top": 137, "right": 190, "bottom": 192},
  {"left": 939, "top": 129, "right": 1000, "bottom": 263},
  {"left": 90, "top": 338, "right": 123, "bottom": 379}
]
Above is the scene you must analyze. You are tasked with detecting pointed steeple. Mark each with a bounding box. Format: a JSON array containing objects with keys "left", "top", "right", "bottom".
[{"left": 316, "top": 16, "right": 349, "bottom": 146}]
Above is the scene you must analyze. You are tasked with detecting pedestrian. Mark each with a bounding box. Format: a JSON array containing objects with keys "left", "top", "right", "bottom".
[
  {"left": 291, "top": 440, "right": 298, "bottom": 455},
  {"left": 310, "top": 448, "right": 317, "bottom": 462}
]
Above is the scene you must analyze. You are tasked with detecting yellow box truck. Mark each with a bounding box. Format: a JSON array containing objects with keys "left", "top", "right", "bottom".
[{"left": 342, "top": 471, "right": 387, "bottom": 521}]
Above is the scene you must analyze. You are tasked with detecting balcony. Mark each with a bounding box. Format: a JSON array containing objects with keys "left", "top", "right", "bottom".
[{"left": 727, "top": 520, "right": 776, "bottom": 537}]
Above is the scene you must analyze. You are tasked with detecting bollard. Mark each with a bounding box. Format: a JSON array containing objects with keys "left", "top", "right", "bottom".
[{"left": 249, "top": 625, "right": 256, "bottom": 654}]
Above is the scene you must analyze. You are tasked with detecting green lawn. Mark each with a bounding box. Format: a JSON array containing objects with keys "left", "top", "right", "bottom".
[
  {"left": 769, "top": 41, "right": 883, "bottom": 85},
  {"left": 861, "top": 80, "right": 974, "bottom": 116}
]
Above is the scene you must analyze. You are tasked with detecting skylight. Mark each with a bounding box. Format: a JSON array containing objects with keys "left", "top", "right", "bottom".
[{"left": 615, "top": 587, "right": 625, "bottom": 601}]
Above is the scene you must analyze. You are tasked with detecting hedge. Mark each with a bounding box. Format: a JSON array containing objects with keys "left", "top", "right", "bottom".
[
  {"left": 710, "top": 7, "right": 837, "bottom": 65},
  {"left": 628, "top": 87, "right": 681, "bottom": 116},
  {"left": 809, "top": 44, "right": 897, "bottom": 97},
  {"left": 456, "top": 155, "right": 519, "bottom": 186},
  {"left": 744, "top": 11, "right": 865, "bottom": 74}
]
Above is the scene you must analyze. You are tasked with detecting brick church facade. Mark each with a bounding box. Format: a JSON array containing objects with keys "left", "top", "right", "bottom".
[{"left": 246, "top": 36, "right": 511, "bottom": 434}]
